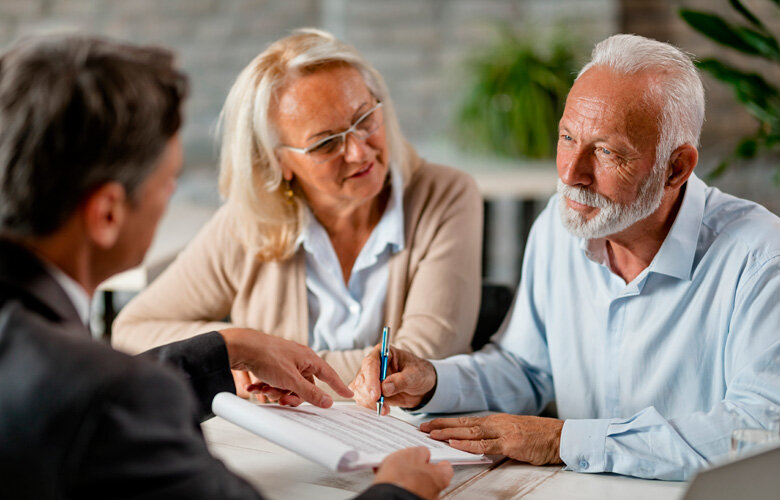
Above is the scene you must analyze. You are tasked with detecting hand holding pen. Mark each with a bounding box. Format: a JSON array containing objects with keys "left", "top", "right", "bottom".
[{"left": 349, "top": 333, "right": 439, "bottom": 416}]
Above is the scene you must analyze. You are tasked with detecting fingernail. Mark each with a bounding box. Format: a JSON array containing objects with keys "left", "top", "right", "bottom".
[
  {"left": 370, "top": 389, "right": 377, "bottom": 400},
  {"left": 320, "top": 395, "right": 332, "bottom": 407},
  {"left": 383, "top": 382, "right": 395, "bottom": 394}
]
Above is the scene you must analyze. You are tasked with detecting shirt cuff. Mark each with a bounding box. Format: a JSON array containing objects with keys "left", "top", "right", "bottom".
[
  {"left": 407, "top": 359, "right": 460, "bottom": 414},
  {"left": 560, "top": 418, "right": 614, "bottom": 473},
  {"left": 141, "top": 331, "right": 234, "bottom": 421}
]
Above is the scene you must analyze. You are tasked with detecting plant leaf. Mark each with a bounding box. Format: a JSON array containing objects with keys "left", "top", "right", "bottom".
[
  {"left": 735, "top": 137, "right": 759, "bottom": 159},
  {"left": 454, "top": 28, "right": 577, "bottom": 158},
  {"left": 680, "top": 9, "right": 762, "bottom": 56},
  {"left": 736, "top": 26, "right": 780, "bottom": 61},
  {"left": 728, "top": 0, "right": 765, "bottom": 31},
  {"left": 696, "top": 59, "right": 780, "bottom": 123}
]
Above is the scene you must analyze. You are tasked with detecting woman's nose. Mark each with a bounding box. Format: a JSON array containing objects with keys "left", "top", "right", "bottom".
[{"left": 342, "top": 132, "right": 370, "bottom": 163}]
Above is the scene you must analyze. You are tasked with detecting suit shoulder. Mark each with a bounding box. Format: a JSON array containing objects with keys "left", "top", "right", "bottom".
[{"left": 0, "top": 299, "right": 189, "bottom": 407}]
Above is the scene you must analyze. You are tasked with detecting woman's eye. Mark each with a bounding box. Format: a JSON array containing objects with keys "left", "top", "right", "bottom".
[{"left": 309, "top": 137, "right": 340, "bottom": 154}]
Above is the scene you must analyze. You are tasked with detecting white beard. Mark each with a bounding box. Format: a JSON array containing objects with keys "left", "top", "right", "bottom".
[{"left": 557, "top": 163, "right": 667, "bottom": 239}]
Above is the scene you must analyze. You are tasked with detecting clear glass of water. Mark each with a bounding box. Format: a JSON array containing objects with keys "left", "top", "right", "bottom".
[{"left": 730, "top": 407, "right": 780, "bottom": 459}]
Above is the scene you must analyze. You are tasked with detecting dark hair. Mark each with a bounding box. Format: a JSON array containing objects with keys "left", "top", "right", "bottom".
[{"left": 0, "top": 35, "right": 188, "bottom": 237}]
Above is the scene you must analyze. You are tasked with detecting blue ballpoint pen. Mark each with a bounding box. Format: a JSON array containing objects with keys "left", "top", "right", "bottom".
[{"left": 377, "top": 326, "right": 389, "bottom": 416}]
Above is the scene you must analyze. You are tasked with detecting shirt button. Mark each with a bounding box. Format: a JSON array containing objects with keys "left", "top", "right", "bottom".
[{"left": 579, "top": 459, "right": 589, "bottom": 469}]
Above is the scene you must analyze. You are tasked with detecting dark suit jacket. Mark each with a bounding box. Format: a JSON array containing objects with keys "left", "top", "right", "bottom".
[{"left": 0, "top": 239, "right": 417, "bottom": 500}]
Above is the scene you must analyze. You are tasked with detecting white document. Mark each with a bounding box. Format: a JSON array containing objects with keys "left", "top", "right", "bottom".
[{"left": 212, "top": 392, "right": 491, "bottom": 472}]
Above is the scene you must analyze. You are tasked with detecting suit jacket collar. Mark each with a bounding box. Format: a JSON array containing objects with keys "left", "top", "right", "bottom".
[{"left": 0, "top": 238, "right": 86, "bottom": 333}]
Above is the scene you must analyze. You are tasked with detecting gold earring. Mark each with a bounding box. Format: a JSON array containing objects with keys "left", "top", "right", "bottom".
[{"left": 284, "top": 179, "right": 294, "bottom": 202}]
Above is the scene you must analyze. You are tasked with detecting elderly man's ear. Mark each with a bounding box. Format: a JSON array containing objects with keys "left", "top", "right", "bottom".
[
  {"left": 82, "top": 182, "right": 128, "bottom": 249},
  {"left": 665, "top": 144, "right": 698, "bottom": 189}
]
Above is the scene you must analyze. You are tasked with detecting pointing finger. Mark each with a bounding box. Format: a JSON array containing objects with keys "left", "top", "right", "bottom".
[{"left": 309, "top": 355, "right": 353, "bottom": 399}]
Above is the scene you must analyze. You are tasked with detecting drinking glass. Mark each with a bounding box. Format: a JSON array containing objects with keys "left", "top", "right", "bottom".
[{"left": 729, "top": 407, "right": 780, "bottom": 458}]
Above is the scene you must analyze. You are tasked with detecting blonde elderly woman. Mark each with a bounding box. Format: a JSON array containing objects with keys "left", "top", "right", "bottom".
[{"left": 112, "top": 29, "right": 482, "bottom": 399}]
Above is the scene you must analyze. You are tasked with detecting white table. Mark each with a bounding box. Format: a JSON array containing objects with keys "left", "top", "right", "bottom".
[{"left": 201, "top": 405, "right": 686, "bottom": 500}]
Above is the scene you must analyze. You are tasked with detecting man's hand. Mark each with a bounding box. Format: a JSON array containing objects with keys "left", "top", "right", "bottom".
[
  {"left": 373, "top": 447, "right": 453, "bottom": 500},
  {"left": 420, "top": 414, "right": 564, "bottom": 465},
  {"left": 220, "top": 328, "right": 353, "bottom": 408},
  {"left": 231, "top": 370, "right": 269, "bottom": 402},
  {"left": 350, "top": 345, "right": 437, "bottom": 415}
]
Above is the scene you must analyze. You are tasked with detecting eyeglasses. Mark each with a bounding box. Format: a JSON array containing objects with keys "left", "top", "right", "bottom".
[{"left": 279, "top": 101, "right": 383, "bottom": 164}]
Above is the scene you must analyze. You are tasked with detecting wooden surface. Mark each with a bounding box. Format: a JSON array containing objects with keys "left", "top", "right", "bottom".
[{"left": 201, "top": 404, "right": 687, "bottom": 500}]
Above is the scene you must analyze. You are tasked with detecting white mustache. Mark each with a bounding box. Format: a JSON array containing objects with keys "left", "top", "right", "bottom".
[{"left": 557, "top": 180, "right": 614, "bottom": 209}]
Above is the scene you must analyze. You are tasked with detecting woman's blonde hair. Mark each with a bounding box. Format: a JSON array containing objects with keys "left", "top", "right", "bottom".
[{"left": 218, "top": 28, "right": 408, "bottom": 261}]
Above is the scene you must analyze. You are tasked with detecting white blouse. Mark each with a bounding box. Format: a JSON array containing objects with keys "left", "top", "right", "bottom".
[{"left": 301, "top": 169, "right": 405, "bottom": 351}]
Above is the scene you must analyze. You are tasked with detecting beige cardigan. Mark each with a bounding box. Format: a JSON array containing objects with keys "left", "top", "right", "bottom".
[{"left": 113, "top": 148, "right": 483, "bottom": 392}]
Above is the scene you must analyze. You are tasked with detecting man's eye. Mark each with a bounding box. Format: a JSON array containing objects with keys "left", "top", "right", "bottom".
[
  {"left": 560, "top": 134, "right": 573, "bottom": 141},
  {"left": 599, "top": 147, "right": 612, "bottom": 155}
]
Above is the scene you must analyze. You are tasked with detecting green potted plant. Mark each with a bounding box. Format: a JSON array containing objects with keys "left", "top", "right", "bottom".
[
  {"left": 680, "top": 0, "right": 780, "bottom": 183},
  {"left": 454, "top": 28, "right": 578, "bottom": 159}
]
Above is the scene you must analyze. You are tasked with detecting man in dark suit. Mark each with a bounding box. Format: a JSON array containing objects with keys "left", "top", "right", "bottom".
[{"left": 0, "top": 35, "right": 452, "bottom": 499}]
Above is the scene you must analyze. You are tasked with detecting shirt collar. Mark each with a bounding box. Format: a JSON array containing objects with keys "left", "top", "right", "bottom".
[
  {"left": 580, "top": 173, "right": 706, "bottom": 281},
  {"left": 42, "top": 261, "right": 91, "bottom": 326},
  {"left": 301, "top": 167, "right": 405, "bottom": 265},
  {"left": 648, "top": 173, "right": 705, "bottom": 281}
]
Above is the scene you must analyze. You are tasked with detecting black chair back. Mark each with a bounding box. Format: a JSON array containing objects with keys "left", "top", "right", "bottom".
[{"left": 472, "top": 283, "right": 514, "bottom": 351}]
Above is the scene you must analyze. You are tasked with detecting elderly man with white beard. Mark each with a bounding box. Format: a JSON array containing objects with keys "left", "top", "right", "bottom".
[{"left": 349, "top": 34, "right": 780, "bottom": 481}]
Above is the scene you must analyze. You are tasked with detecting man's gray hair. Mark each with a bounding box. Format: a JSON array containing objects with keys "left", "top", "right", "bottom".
[{"left": 578, "top": 34, "right": 705, "bottom": 168}]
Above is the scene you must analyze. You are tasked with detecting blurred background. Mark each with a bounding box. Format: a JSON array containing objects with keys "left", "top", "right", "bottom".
[{"left": 1, "top": 0, "right": 778, "bottom": 292}]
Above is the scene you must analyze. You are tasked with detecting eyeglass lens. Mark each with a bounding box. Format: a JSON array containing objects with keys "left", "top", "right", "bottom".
[{"left": 307, "top": 105, "right": 382, "bottom": 163}]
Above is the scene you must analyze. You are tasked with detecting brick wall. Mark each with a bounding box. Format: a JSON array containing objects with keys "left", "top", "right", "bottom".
[
  {"left": 0, "top": 0, "right": 615, "bottom": 165},
  {"left": 0, "top": 0, "right": 319, "bottom": 163},
  {"left": 1, "top": 0, "right": 776, "bottom": 211}
]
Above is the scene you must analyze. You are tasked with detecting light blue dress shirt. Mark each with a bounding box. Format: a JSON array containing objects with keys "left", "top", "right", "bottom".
[
  {"left": 421, "top": 174, "right": 780, "bottom": 480},
  {"left": 302, "top": 169, "right": 405, "bottom": 351}
]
